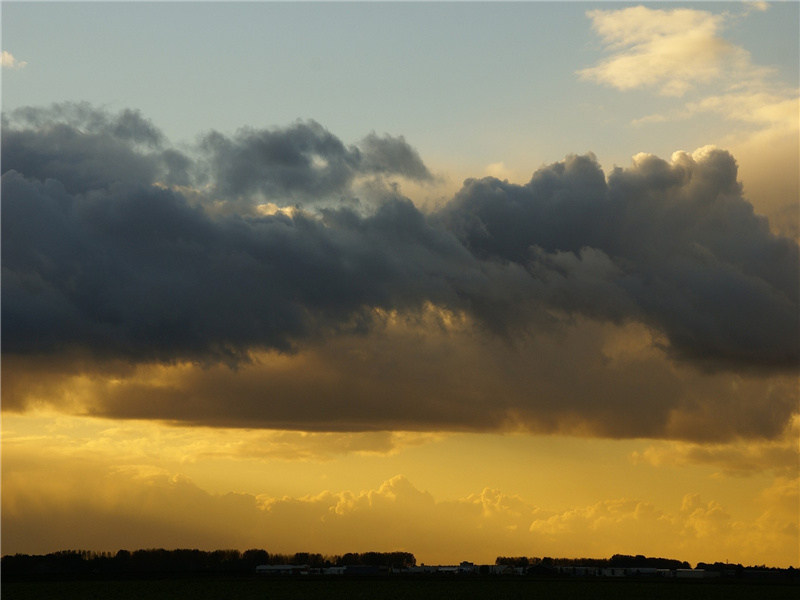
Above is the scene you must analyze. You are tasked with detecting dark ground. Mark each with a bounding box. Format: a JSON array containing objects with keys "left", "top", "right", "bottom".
[{"left": 2, "top": 575, "right": 798, "bottom": 600}]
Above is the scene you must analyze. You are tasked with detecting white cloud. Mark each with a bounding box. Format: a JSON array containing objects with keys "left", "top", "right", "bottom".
[
  {"left": 633, "top": 89, "right": 800, "bottom": 131},
  {"left": 687, "top": 91, "right": 799, "bottom": 130},
  {"left": 743, "top": 1, "right": 770, "bottom": 14},
  {"left": 1, "top": 50, "right": 27, "bottom": 70},
  {"left": 484, "top": 162, "right": 514, "bottom": 181},
  {"left": 580, "top": 5, "right": 796, "bottom": 129},
  {"left": 578, "top": 7, "right": 758, "bottom": 97}
]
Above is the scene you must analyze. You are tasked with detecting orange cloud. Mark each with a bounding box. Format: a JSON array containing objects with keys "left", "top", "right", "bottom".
[{"left": 4, "top": 308, "right": 797, "bottom": 444}]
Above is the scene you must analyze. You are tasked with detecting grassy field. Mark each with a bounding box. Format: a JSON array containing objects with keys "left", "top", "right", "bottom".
[{"left": 2, "top": 576, "right": 798, "bottom": 600}]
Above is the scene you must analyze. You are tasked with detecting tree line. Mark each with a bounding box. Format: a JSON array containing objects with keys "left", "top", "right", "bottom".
[
  {"left": 3, "top": 549, "right": 795, "bottom": 577},
  {"left": 494, "top": 554, "right": 797, "bottom": 575},
  {"left": 495, "top": 554, "right": 690, "bottom": 569},
  {"left": 1, "top": 549, "right": 416, "bottom": 576}
]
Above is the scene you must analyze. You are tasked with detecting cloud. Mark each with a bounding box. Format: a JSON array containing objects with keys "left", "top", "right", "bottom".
[
  {"left": 358, "top": 132, "right": 434, "bottom": 182},
  {"left": 743, "top": 1, "right": 770, "bottom": 14},
  {"left": 0, "top": 412, "right": 444, "bottom": 465},
  {"left": 484, "top": 162, "right": 515, "bottom": 181},
  {"left": 630, "top": 416, "right": 800, "bottom": 478},
  {"left": 2, "top": 103, "right": 179, "bottom": 194},
  {"left": 726, "top": 125, "right": 799, "bottom": 240},
  {"left": 1, "top": 50, "right": 27, "bottom": 70},
  {"left": 4, "top": 316, "right": 798, "bottom": 443},
  {"left": 580, "top": 5, "right": 798, "bottom": 139},
  {"left": 632, "top": 90, "right": 800, "bottom": 138},
  {"left": 1, "top": 171, "right": 494, "bottom": 364},
  {"left": 2, "top": 105, "right": 798, "bottom": 441},
  {"left": 198, "top": 121, "right": 360, "bottom": 201},
  {"left": 435, "top": 148, "right": 798, "bottom": 369},
  {"left": 529, "top": 491, "right": 799, "bottom": 566},
  {"left": 578, "top": 7, "right": 762, "bottom": 97},
  {"left": 581, "top": 6, "right": 799, "bottom": 144},
  {"left": 7, "top": 103, "right": 164, "bottom": 148},
  {"left": 198, "top": 121, "right": 434, "bottom": 205}
]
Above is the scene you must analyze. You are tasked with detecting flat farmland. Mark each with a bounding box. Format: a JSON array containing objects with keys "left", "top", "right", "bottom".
[{"left": 2, "top": 576, "right": 798, "bottom": 600}]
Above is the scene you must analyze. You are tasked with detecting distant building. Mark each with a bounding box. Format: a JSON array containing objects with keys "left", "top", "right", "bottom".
[
  {"left": 599, "top": 568, "right": 627, "bottom": 577},
  {"left": 490, "top": 564, "right": 516, "bottom": 575},
  {"left": 255, "top": 564, "right": 305, "bottom": 575},
  {"left": 675, "top": 569, "right": 706, "bottom": 579},
  {"left": 343, "top": 565, "right": 383, "bottom": 575},
  {"left": 459, "top": 561, "right": 477, "bottom": 574}
]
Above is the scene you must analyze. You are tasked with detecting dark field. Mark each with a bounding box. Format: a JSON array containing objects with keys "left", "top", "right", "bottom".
[{"left": 2, "top": 576, "right": 798, "bottom": 600}]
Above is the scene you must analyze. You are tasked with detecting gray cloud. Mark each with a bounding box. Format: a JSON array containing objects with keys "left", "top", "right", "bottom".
[
  {"left": 2, "top": 104, "right": 798, "bottom": 440},
  {"left": 1, "top": 105, "right": 533, "bottom": 363},
  {"left": 358, "top": 132, "right": 434, "bottom": 182},
  {"left": 199, "top": 121, "right": 360, "bottom": 200},
  {"left": 435, "top": 150, "right": 799, "bottom": 369},
  {"left": 198, "top": 121, "right": 434, "bottom": 204},
  {"left": 1, "top": 103, "right": 185, "bottom": 193},
  {"left": 7, "top": 102, "right": 163, "bottom": 146},
  {"left": 2, "top": 171, "right": 529, "bottom": 365}
]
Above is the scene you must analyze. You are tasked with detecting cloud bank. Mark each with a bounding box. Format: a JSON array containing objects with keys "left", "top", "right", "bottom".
[
  {"left": 3, "top": 462, "right": 796, "bottom": 567},
  {"left": 3, "top": 104, "right": 798, "bottom": 441}
]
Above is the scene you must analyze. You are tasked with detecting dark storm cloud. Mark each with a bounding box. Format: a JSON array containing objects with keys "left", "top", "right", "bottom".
[
  {"left": 199, "top": 121, "right": 360, "bottom": 199},
  {"left": 7, "top": 102, "right": 163, "bottom": 146},
  {"left": 2, "top": 171, "right": 522, "bottom": 364},
  {"left": 358, "top": 132, "right": 434, "bottom": 181},
  {"left": 1, "top": 103, "right": 187, "bottom": 193},
  {"left": 2, "top": 104, "right": 798, "bottom": 440},
  {"left": 199, "top": 121, "right": 433, "bottom": 202},
  {"left": 2, "top": 104, "right": 533, "bottom": 364},
  {"left": 435, "top": 150, "right": 799, "bottom": 369}
]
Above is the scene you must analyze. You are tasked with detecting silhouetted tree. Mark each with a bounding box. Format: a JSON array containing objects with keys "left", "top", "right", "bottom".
[{"left": 242, "top": 549, "right": 269, "bottom": 569}]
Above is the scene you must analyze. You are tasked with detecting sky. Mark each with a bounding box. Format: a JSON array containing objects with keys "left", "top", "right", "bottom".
[{"left": 1, "top": 0, "right": 798, "bottom": 568}]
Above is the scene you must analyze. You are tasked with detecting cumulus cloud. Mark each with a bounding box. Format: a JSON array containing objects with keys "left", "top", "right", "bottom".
[
  {"left": 358, "top": 132, "right": 434, "bottom": 182},
  {"left": 435, "top": 148, "right": 798, "bottom": 369},
  {"left": 198, "top": 121, "right": 434, "bottom": 205},
  {"left": 2, "top": 104, "right": 798, "bottom": 441},
  {"left": 2, "top": 103, "right": 180, "bottom": 194},
  {"left": 1, "top": 50, "right": 27, "bottom": 69}
]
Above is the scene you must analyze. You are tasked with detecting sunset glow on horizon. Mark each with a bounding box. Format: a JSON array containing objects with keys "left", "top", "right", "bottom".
[{"left": 2, "top": 1, "right": 798, "bottom": 568}]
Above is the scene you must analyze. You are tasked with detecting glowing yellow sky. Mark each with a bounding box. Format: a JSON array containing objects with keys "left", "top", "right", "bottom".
[{"left": 3, "top": 406, "right": 797, "bottom": 567}]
